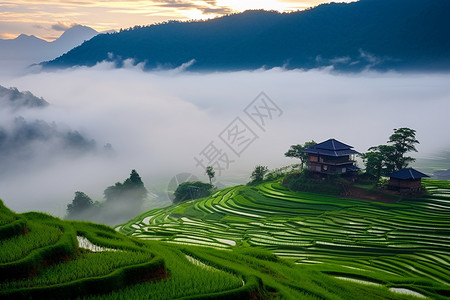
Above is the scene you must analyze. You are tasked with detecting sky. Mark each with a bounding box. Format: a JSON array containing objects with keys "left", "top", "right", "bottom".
[{"left": 0, "top": 0, "right": 355, "bottom": 41}]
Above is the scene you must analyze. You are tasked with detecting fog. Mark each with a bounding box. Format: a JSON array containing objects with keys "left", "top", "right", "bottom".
[{"left": 0, "top": 63, "right": 449, "bottom": 219}]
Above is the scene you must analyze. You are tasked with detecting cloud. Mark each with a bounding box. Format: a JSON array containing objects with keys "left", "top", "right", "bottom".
[
  {"left": 0, "top": 116, "right": 97, "bottom": 164},
  {"left": 150, "top": 0, "right": 234, "bottom": 15},
  {"left": 0, "top": 65, "right": 448, "bottom": 222},
  {"left": 316, "top": 50, "right": 394, "bottom": 71},
  {"left": 51, "top": 22, "right": 79, "bottom": 31},
  {"left": 0, "top": 85, "right": 99, "bottom": 181},
  {"left": 0, "top": 32, "right": 18, "bottom": 39}
]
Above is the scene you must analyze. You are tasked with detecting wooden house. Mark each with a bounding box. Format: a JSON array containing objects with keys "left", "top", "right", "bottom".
[
  {"left": 303, "top": 139, "right": 359, "bottom": 176},
  {"left": 387, "top": 168, "right": 429, "bottom": 192}
]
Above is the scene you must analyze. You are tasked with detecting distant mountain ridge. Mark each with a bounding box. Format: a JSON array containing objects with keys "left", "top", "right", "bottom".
[
  {"left": 43, "top": 0, "right": 450, "bottom": 72},
  {"left": 0, "top": 25, "right": 98, "bottom": 71}
]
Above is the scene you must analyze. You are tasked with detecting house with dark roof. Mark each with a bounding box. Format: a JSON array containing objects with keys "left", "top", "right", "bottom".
[
  {"left": 388, "top": 168, "right": 429, "bottom": 192},
  {"left": 303, "top": 138, "right": 359, "bottom": 176}
]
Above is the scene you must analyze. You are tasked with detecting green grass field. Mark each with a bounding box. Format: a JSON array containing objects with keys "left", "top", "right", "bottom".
[{"left": 1, "top": 179, "right": 449, "bottom": 299}]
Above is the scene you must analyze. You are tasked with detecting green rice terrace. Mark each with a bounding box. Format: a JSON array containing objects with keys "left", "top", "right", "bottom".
[{"left": 1, "top": 179, "right": 449, "bottom": 299}]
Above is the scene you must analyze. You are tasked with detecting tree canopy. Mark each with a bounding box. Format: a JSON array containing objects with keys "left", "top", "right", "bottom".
[
  {"left": 285, "top": 141, "right": 317, "bottom": 169},
  {"left": 250, "top": 165, "right": 269, "bottom": 184},
  {"left": 173, "top": 181, "right": 213, "bottom": 204},
  {"left": 66, "top": 191, "right": 94, "bottom": 219},
  {"left": 104, "top": 169, "right": 148, "bottom": 205},
  {"left": 388, "top": 127, "right": 419, "bottom": 171},
  {"left": 65, "top": 169, "right": 149, "bottom": 225},
  {"left": 362, "top": 128, "right": 419, "bottom": 180}
]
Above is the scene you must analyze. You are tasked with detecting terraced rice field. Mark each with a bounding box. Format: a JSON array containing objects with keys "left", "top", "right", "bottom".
[
  {"left": 1, "top": 179, "right": 449, "bottom": 299},
  {"left": 0, "top": 201, "right": 246, "bottom": 299},
  {"left": 121, "top": 179, "right": 450, "bottom": 299}
]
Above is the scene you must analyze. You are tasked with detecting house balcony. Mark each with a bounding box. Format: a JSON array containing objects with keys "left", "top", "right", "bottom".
[
  {"left": 309, "top": 156, "right": 355, "bottom": 166},
  {"left": 308, "top": 162, "right": 355, "bottom": 175}
]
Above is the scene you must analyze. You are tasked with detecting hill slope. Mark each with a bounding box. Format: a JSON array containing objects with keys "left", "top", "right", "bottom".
[
  {"left": 120, "top": 179, "right": 450, "bottom": 299},
  {"left": 0, "top": 199, "right": 247, "bottom": 299},
  {"left": 44, "top": 0, "right": 450, "bottom": 72}
]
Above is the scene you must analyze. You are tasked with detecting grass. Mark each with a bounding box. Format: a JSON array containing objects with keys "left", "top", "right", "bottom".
[
  {"left": 0, "top": 251, "right": 151, "bottom": 289},
  {"left": 0, "top": 201, "right": 17, "bottom": 226},
  {"left": 0, "top": 222, "right": 61, "bottom": 263},
  {"left": 1, "top": 179, "right": 449, "bottom": 299}
]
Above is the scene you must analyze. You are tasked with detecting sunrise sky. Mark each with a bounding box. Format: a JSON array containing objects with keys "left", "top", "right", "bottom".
[{"left": 0, "top": 0, "right": 355, "bottom": 41}]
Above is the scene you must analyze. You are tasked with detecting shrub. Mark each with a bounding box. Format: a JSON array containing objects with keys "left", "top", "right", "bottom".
[
  {"left": 283, "top": 170, "right": 343, "bottom": 195},
  {"left": 173, "top": 182, "right": 213, "bottom": 203}
]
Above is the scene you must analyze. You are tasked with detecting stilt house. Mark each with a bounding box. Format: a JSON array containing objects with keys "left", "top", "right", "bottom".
[
  {"left": 303, "top": 138, "right": 359, "bottom": 175},
  {"left": 387, "top": 168, "right": 429, "bottom": 192}
]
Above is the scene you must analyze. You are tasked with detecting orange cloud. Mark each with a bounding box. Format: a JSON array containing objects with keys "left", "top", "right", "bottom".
[
  {"left": 52, "top": 22, "right": 79, "bottom": 31},
  {"left": 0, "top": 32, "right": 18, "bottom": 39}
]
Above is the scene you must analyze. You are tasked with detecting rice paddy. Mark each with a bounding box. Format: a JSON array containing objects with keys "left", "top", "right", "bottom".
[
  {"left": 120, "top": 179, "right": 450, "bottom": 299},
  {"left": 1, "top": 179, "right": 449, "bottom": 299}
]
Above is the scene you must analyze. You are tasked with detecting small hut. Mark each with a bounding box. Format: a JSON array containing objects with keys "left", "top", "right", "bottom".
[
  {"left": 303, "top": 138, "right": 359, "bottom": 176},
  {"left": 387, "top": 168, "right": 429, "bottom": 193}
]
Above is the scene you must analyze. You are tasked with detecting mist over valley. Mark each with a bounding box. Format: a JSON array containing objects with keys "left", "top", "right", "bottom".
[{"left": 0, "top": 65, "right": 448, "bottom": 218}]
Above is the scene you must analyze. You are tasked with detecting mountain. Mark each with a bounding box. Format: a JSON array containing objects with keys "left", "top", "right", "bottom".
[
  {"left": 0, "top": 85, "right": 49, "bottom": 110},
  {"left": 43, "top": 0, "right": 450, "bottom": 72},
  {"left": 0, "top": 25, "right": 98, "bottom": 71},
  {"left": 52, "top": 25, "right": 99, "bottom": 51}
]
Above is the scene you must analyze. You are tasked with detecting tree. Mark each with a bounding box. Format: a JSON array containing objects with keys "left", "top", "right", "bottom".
[
  {"left": 250, "top": 165, "right": 268, "bottom": 184},
  {"left": 387, "top": 127, "right": 419, "bottom": 171},
  {"left": 104, "top": 182, "right": 123, "bottom": 202},
  {"left": 206, "top": 166, "right": 215, "bottom": 184},
  {"left": 361, "top": 145, "right": 396, "bottom": 180},
  {"left": 362, "top": 128, "right": 419, "bottom": 179},
  {"left": 123, "top": 169, "right": 148, "bottom": 200},
  {"left": 104, "top": 169, "right": 148, "bottom": 205},
  {"left": 102, "top": 169, "right": 149, "bottom": 225},
  {"left": 284, "top": 141, "right": 317, "bottom": 169},
  {"left": 67, "top": 191, "right": 94, "bottom": 218},
  {"left": 173, "top": 181, "right": 213, "bottom": 203}
]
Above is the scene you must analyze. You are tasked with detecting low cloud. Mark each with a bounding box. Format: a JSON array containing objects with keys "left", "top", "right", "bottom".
[
  {"left": 52, "top": 22, "right": 79, "bottom": 31},
  {"left": 0, "top": 84, "right": 99, "bottom": 186},
  {"left": 0, "top": 117, "right": 97, "bottom": 174},
  {"left": 317, "top": 49, "right": 393, "bottom": 71},
  {"left": 0, "top": 65, "right": 448, "bottom": 221},
  {"left": 152, "top": 0, "right": 234, "bottom": 15}
]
